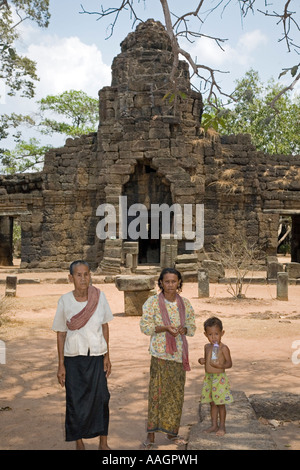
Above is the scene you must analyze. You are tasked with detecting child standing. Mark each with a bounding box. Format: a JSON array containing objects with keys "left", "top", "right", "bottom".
[{"left": 198, "top": 316, "right": 233, "bottom": 436}]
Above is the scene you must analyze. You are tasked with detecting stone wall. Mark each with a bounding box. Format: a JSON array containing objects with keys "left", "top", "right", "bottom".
[{"left": 0, "top": 19, "right": 299, "bottom": 271}]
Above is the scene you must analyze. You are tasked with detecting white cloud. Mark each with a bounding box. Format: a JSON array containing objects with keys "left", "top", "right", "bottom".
[
  {"left": 1, "top": 32, "right": 112, "bottom": 149},
  {"left": 27, "top": 35, "right": 111, "bottom": 99},
  {"left": 237, "top": 30, "right": 268, "bottom": 53},
  {"left": 186, "top": 29, "right": 268, "bottom": 71}
]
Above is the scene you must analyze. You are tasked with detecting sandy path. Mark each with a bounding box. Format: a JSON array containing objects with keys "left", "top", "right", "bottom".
[{"left": 0, "top": 278, "right": 299, "bottom": 451}]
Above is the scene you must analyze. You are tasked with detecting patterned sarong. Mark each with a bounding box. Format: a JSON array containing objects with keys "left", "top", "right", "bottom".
[{"left": 147, "top": 356, "right": 186, "bottom": 436}]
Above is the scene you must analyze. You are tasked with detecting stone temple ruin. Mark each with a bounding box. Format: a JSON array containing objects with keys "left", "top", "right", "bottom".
[{"left": 0, "top": 20, "right": 300, "bottom": 279}]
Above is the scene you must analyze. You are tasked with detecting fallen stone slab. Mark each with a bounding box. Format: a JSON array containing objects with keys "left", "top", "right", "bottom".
[
  {"left": 249, "top": 392, "right": 300, "bottom": 421},
  {"left": 115, "top": 274, "right": 155, "bottom": 292},
  {"left": 115, "top": 275, "right": 156, "bottom": 316},
  {"left": 187, "top": 391, "right": 277, "bottom": 450}
]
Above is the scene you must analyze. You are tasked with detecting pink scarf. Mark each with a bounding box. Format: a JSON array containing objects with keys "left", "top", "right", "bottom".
[
  {"left": 67, "top": 286, "right": 100, "bottom": 330},
  {"left": 158, "top": 292, "right": 190, "bottom": 371}
]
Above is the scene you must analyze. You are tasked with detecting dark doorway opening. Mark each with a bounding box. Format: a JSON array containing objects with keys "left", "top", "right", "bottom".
[
  {"left": 123, "top": 163, "right": 172, "bottom": 264},
  {"left": 291, "top": 215, "right": 300, "bottom": 263}
]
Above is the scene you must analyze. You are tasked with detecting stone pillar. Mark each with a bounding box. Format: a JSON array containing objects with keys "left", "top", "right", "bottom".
[
  {"left": 198, "top": 269, "right": 209, "bottom": 298},
  {"left": 115, "top": 274, "right": 155, "bottom": 315},
  {"left": 5, "top": 275, "right": 17, "bottom": 297},
  {"left": 277, "top": 272, "right": 288, "bottom": 301},
  {"left": 267, "top": 261, "right": 283, "bottom": 282},
  {"left": 123, "top": 241, "right": 138, "bottom": 272},
  {"left": 160, "top": 235, "right": 178, "bottom": 269}
]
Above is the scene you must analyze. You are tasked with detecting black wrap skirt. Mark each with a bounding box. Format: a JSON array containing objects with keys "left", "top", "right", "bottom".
[{"left": 64, "top": 354, "right": 110, "bottom": 441}]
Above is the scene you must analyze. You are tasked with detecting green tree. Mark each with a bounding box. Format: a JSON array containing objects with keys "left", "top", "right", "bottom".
[
  {"left": 38, "top": 90, "right": 99, "bottom": 137},
  {"left": 0, "top": 1, "right": 50, "bottom": 156},
  {"left": 217, "top": 70, "right": 300, "bottom": 155},
  {"left": 0, "top": 0, "right": 50, "bottom": 99},
  {"left": 1, "top": 137, "right": 51, "bottom": 173},
  {"left": 1, "top": 90, "right": 99, "bottom": 173}
]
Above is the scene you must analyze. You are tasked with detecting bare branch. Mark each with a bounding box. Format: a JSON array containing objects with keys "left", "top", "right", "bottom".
[
  {"left": 80, "top": 0, "right": 299, "bottom": 107},
  {"left": 257, "top": 0, "right": 300, "bottom": 53},
  {"left": 80, "top": 1, "right": 143, "bottom": 38},
  {"left": 172, "top": 1, "right": 205, "bottom": 30},
  {"left": 268, "top": 70, "right": 300, "bottom": 110}
]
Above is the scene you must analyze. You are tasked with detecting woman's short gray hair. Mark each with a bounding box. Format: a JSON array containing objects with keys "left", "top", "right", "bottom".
[{"left": 69, "top": 260, "right": 90, "bottom": 275}]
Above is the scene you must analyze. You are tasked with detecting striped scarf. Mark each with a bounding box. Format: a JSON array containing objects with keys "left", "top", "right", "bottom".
[
  {"left": 158, "top": 292, "right": 190, "bottom": 371},
  {"left": 67, "top": 286, "right": 100, "bottom": 330}
]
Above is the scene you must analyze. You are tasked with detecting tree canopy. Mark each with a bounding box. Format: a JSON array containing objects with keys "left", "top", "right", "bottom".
[
  {"left": 203, "top": 69, "right": 300, "bottom": 155},
  {"left": 0, "top": 0, "right": 50, "bottom": 99},
  {"left": 0, "top": 1, "right": 50, "bottom": 158},
  {"left": 222, "top": 70, "right": 300, "bottom": 155},
  {"left": 1, "top": 90, "right": 99, "bottom": 173},
  {"left": 38, "top": 90, "right": 99, "bottom": 137}
]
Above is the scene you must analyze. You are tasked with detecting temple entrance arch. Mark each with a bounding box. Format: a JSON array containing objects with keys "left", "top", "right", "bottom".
[{"left": 122, "top": 162, "right": 173, "bottom": 264}]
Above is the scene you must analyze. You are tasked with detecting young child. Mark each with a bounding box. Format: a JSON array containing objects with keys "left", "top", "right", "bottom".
[{"left": 198, "top": 316, "right": 233, "bottom": 436}]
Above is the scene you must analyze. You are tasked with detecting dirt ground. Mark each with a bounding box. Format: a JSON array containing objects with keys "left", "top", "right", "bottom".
[{"left": 0, "top": 269, "right": 299, "bottom": 451}]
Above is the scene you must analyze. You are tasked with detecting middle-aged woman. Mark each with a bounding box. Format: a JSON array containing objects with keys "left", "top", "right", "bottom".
[{"left": 140, "top": 267, "right": 196, "bottom": 449}]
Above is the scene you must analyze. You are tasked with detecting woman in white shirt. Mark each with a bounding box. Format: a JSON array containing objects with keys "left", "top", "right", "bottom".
[{"left": 52, "top": 260, "right": 113, "bottom": 450}]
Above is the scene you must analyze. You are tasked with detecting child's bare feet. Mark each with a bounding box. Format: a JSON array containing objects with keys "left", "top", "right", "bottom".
[
  {"left": 203, "top": 425, "right": 218, "bottom": 433},
  {"left": 216, "top": 426, "right": 226, "bottom": 436}
]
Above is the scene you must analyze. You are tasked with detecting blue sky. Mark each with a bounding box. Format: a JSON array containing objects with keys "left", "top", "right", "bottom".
[{"left": 2, "top": 0, "right": 299, "bottom": 148}]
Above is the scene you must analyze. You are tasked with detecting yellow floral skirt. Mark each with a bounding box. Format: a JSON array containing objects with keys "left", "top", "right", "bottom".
[{"left": 147, "top": 356, "right": 186, "bottom": 436}]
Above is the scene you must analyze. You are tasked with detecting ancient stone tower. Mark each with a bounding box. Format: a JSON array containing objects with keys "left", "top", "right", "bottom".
[{"left": 0, "top": 19, "right": 299, "bottom": 274}]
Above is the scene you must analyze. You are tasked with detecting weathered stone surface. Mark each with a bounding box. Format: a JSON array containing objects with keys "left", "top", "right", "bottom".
[
  {"left": 249, "top": 392, "right": 300, "bottom": 421},
  {"left": 197, "top": 268, "right": 209, "bottom": 298},
  {"left": 5, "top": 275, "right": 17, "bottom": 297},
  {"left": 201, "top": 260, "right": 225, "bottom": 282},
  {"left": 124, "top": 290, "right": 153, "bottom": 316},
  {"left": 0, "top": 20, "right": 299, "bottom": 273},
  {"left": 285, "top": 262, "right": 300, "bottom": 278},
  {"left": 115, "top": 274, "right": 155, "bottom": 292},
  {"left": 277, "top": 271, "right": 288, "bottom": 300},
  {"left": 188, "top": 391, "right": 277, "bottom": 450},
  {"left": 267, "top": 261, "right": 283, "bottom": 280}
]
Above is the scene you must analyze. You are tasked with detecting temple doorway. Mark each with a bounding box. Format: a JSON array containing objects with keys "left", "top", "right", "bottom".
[
  {"left": 291, "top": 214, "right": 300, "bottom": 263},
  {"left": 123, "top": 162, "right": 173, "bottom": 264}
]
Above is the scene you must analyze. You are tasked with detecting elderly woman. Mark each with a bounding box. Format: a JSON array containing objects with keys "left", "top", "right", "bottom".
[
  {"left": 140, "top": 267, "right": 196, "bottom": 449},
  {"left": 52, "top": 260, "right": 113, "bottom": 450}
]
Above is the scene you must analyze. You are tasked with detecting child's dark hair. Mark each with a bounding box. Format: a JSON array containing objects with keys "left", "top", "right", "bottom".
[
  {"left": 69, "top": 260, "right": 90, "bottom": 275},
  {"left": 158, "top": 267, "right": 183, "bottom": 292},
  {"left": 204, "top": 316, "right": 223, "bottom": 332}
]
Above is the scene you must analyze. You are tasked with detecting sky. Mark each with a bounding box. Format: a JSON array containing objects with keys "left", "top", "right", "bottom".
[{"left": 1, "top": 0, "right": 299, "bottom": 149}]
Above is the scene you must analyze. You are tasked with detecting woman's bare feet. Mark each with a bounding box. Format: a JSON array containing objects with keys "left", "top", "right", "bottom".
[
  {"left": 142, "top": 432, "right": 155, "bottom": 450},
  {"left": 76, "top": 439, "right": 85, "bottom": 450},
  {"left": 98, "top": 435, "right": 111, "bottom": 450}
]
